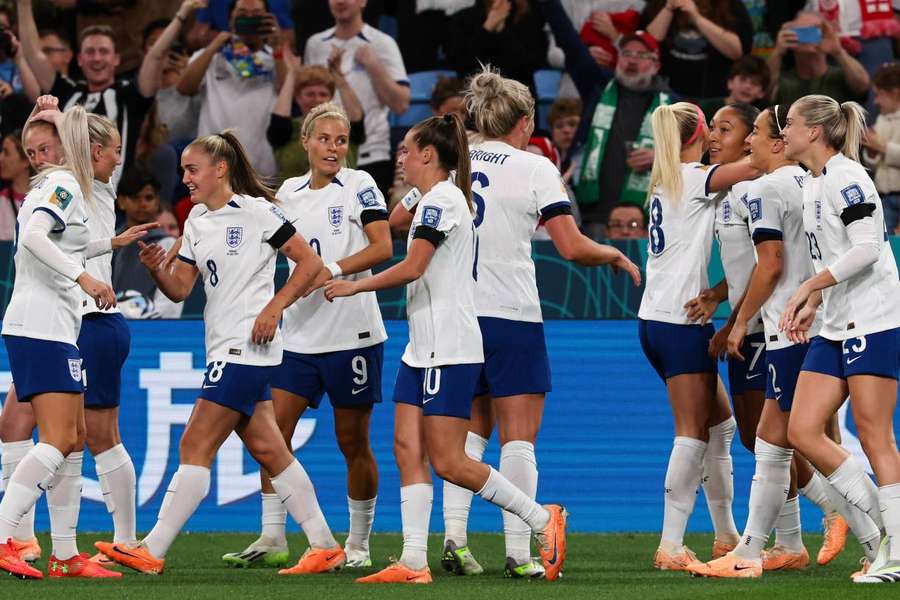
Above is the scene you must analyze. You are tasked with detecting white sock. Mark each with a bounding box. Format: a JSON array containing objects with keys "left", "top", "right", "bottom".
[
  {"left": 878, "top": 483, "right": 900, "bottom": 561},
  {"left": 827, "top": 457, "right": 882, "bottom": 529},
  {"left": 1, "top": 440, "right": 36, "bottom": 540},
  {"left": 734, "top": 438, "right": 792, "bottom": 560},
  {"left": 443, "top": 432, "right": 487, "bottom": 547},
  {"left": 346, "top": 496, "right": 376, "bottom": 552},
  {"left": 661, "top": 436, "right": 707, "bottom": 552},
  {"left": 799, "top": 471, "right": 834, "bottom": 516},
  {"left": 476, "top": 466, "right": 550, "bottom": 532},
  {"left": 47, "top": 451, "right": 83, "bottom": 560},
  {"left": 94, "top": 444, "right": 137, "bottom": 544},
  {"left": 821, "top": 475, "right": 881, "bottom": 562},
  {"left": 270, "top": 460, "right": 336, "bottom": 549},
  {"left": 0, "top": 443, "right": 63, "bottom": 540},
  {"left": 774, "top": 496, "right": 804, "bottom": 552},
  {"left": 399, "top": 483, "right": 432, "bottom": 571},
  {"left": 499, "top": 440, "right": 538, "bottom": 563},
  {"left": 260, "top": 493, "right": 287, "bottom": 543},
  {"left": 702, "top": 417, "right": 738, "bottom": 542},
  {"left": 143, "top": 464, "right": 210, "bottom": 558}
]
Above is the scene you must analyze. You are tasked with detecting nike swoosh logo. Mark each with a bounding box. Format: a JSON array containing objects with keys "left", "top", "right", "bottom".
[
  {"left": 351, "top": 386, "right": 369, "bottom": 395},
  {"left": 746, "top": 373, "right": 762, "bottom": 380},
  {"left": 775, "top": 394, "right": 782, "bottom": 401},
  {"left": 847, "top": 356, "right": 862, "bottom": 364},
  {"left": 202, "top": 384, "right": 217, "bottom": 389},
  {"left": 423, "top": 397, "right": 434, "bottom": 404},
  {"left": 547, "top": 540, "right": 558, "bottom": 566},
  {"left": 112, "top": 545, "right": 142, "bottom": 560},
  {"left": 193, "top": 239, "right": 200, "bottom": 246},
  {"left": 734, "top": 565, "right": 754, "bottom": 571},
  {"left": 325, "top": 553, "right": 340, "bottom": 561},
  {"left": 37, "top": 482, "right": 46, "bottom": 491},
  {"left": 406, "top": 576, "right": 419, "bottom": 581}
]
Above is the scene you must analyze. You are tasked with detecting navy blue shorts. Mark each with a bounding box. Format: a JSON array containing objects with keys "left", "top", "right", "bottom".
[
  {"left": 78, "top": 313, "right": 131, "bottom": 409},
  {"left": 638, "top": 319, "right": 717, "bottom": 380},
  {"left": 473, "top": 317, "right": 551, "bottom": 397},
  {"left": 199, "top": 361, "right": 274, "bottom": 417},
  {"left": 4, "top": 335, "right": 84, "bottom": 401},
  {"left": 393, "top": 361, "right": 481, "bottom": 419},
  {"left": 727, "top": 332, "right": 767, "bottom": 396},
  {"left": 270, "top": 344, "right": 383, "bottom": 409},
  {"left": 802, "top": 329, "right": 900, "bottom": 381},
  {"left": 766, "top": 343, "right": 810, "bottom": 411}
]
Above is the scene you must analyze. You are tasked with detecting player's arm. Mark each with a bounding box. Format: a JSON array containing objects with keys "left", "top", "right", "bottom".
[
  {"left": 389, "top": 189, "right": 420, "bottom": 232},
  {"left": 726, "top": 241, "right": 784, "bottom": 359},
  {"left": 325, "top": 237, "right": 435, "bottom": 301},
  {"left": 139, "top": 241, "right": 199, "bottom": 302},
  {"left": 544, "top": 213, "right": 641, "bottom": 285},
  {"left": 706, "top": 158, "right": 762, "bottom": 194}
]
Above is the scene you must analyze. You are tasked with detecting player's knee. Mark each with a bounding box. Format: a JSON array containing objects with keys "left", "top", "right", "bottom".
[
  {"left": 428, "top": 453, "right": 461, "bottom": 484},
  {"left": 337, "top": 431, "right": 370, "bottom": 462},
  {"left": 786, "top": 420, "right": 811, "bottom": 454}
]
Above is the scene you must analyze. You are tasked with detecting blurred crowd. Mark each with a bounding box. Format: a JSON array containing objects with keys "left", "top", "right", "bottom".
[{"left": 0, "top": 0, "right": 897, "bottom": 302}]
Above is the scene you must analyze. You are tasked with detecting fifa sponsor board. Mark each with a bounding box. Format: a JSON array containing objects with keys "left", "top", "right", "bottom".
[{"left": 0, "top": 320, "right": 892, "bottom": 533}]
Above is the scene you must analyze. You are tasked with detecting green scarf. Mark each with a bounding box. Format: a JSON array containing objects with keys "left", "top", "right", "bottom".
[{"left": 575, "top": 80, "right": 668, "bottom": 206}]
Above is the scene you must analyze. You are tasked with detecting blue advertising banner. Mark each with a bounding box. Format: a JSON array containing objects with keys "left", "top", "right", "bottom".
[{"left": 0, "top": 320, "right": 890, "bottom": 534}]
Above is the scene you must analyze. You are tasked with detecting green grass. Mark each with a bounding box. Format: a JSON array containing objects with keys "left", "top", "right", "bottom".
[{"left": 0, "top": 532, "right": 896, "bottom": 599}]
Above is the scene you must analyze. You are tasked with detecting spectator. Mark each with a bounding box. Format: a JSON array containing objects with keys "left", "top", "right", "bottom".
[
  {"left": 642, "top": 0, "right": 753, "bottom": 99},
  {"left": 698, "top": 54, "right": 771, "bottom": 117},
  {"left": 112, "top": 165, "right": 182, "bottom": 318},
  {"left": 0, "top": 130, "right": 33, "bottom": 241},
  {"left": 606, "top": 203, "right": 647, "bottom": 239},
  {"left": 430, "top": 76, "right": 465, "bottom": 116},
  {"left": 448, "top": 0, "right": 548, "bottom": 92},
  {"left": 577, "top": 2, "right": 645, "bottom": 69},
  {"left": 547, "top": 96, "right": 580, "bottom": 162},
  {"left": 305, "top": 0, "right": 410, "bottom": 196},
  {"left": 542, "top": 0, "right": 671, "bottom": 239},
  {"left": 177, "top": 0, "right": 281, "bottom": 177},
  {"left": 268, "top": 54, "right": 366, "bottom": 183},
  {"left": 394, "top": 1, "right": 474, "bottom": 72},
  {"left": 38, "top": 29, "right": 73, "bottom": 77},
  {"left": 293, "top": 0, "right": 384, "bottom": 56},
  {"left": 862, "top": 62, "right": 900, "bottom": 233},
  {"left": 142, "top": 19, "right": 201, "bottom": 145},
  {"left": 545, "top": 0, "right": 608, "bottom": 98},
  {"left": 186, "top": 0, "right": 295, "bottom": 50},
  {"left": 803, "top": 0, "right": 899, "bottom": 77},
  {"left": 157, "top": 207, "right": 180, "bottom": 237},
  {"left": 0, "top": 9, "right": 40, "bottom": 102},
  {"left": 16, "top": 0, "right": 206, "bottom": 173},
  {"left": 768, "top": 11, "right": 870, "bottom": 107}
]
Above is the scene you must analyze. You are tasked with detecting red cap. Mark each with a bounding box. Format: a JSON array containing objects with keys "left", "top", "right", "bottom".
[{"left": 619, "top": 30, "right": 660, "bottom": 58}]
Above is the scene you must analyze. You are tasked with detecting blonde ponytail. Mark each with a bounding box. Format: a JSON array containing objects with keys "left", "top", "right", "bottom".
[
  {"left": 648, "top": 105, "right": 684, "bottom": 203},
  {"left": 792, "top": 95, "right": 869, "bottom": 162},
  {"left": 839, "top": 101, "right": 867, "bottom": 162}
]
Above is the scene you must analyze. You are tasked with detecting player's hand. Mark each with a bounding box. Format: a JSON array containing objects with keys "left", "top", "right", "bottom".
[
  {"left": 252, "top": 301, "right": 282, "bottom": 344},
  {"left": 301, "top": 265, "right": 332, "bottom": 298},
  {"left": 611, "top": 252, "right": 641, "bottom": 286},
  {"left": 111, "top": 222, "right": 159, "bottom": 249},
  {"left": 779, "top": 281, "right": 812, "bottom": 334},
  {"left": 77, "top": 272, "right": 116, "bottom": 310},
  {"left": 138, "top": 241, "right": 168, "bottom": 271},
  {"left": 160, "top": 237, "right": 183, "bottom": 272},
  {"left": 684, "top": 288, "right": 719, "bottom": 324},
  {"left": 785, "top": 303, "right": 816, "bottom": 344},
  {"left": 726, "top": 320, "right": 747, "bottom": 360},
  {"left": 35, "top": 95, "right": 59, "bottom": 112},
  {"left": 708, "top": 321, "right": 731, "bottom": 360},
  {"left": 211, "top": 30, "right": 232, "bottom": 50},
  {"left": 323, "top": 278, "right": 358, "bottom": 302}
]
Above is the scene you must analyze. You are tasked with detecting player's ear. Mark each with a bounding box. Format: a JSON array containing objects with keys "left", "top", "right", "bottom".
[{"left": 215, "top": 159, "right": 228, "bottom": 180}]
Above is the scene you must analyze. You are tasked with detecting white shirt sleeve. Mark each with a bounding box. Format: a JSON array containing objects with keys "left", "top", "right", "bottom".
[
  {"left": 747, "top": 180, "right": 787, "bottom": 243},
  {"left": 254, "top": 200, "right": 294, "bottom": 245},
  {"left": 531, "top": 158, "right": 571, "bottom": 219},
  {"left": 177, "top": 223, "right": 196, "bottom": 265},
  {"left": 351, "top": 171, "right": 388, "bottom": 223},
  {"left": 21, "top": 210, "right": 84, "bottom": 281},
  {"left": 415, "top": 188, "right": 461, "bottom": 239},
  {"left": 34, "top": 177, "right": 81, "bottom": 232}
]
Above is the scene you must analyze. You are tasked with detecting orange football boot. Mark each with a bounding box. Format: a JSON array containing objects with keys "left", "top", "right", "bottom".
[
  {"left": 761, "top": 545, "right": 809, "bottom": 571},
  {"left": 687, "top": 553, "right": 763, "bottom": 578},
  {"left": 94, "top": 541, "right": 165, "bottom": 575},
  {"left": 48, "top": 553, "right": 122, "bottom": 578},
  {"left": 817, "top": 513, "right": 849, "bottom": 565},
  {"left": 8, "top": 537, "right": 41, "bottom": 562},
  {"left": 278, "top": 546, "right": 345, "bottom": 575},
  {"left": 0, "top": 538, "right": 43, "bottom": 579},
  {"left": 355, "top": 562, "right": 432, "bottom": 584},
  {"left": 712, "top": 539, "right": 737, "bottom": 559},
  {"left": 536, "top": 504, "right": 568, "bottom": 581},
  {"left": 653, "top": 546, "right": 702, "bottom": 571}
]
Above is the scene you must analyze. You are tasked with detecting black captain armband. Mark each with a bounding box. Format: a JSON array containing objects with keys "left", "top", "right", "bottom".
[
  {"left": 267, "top": 222, "right": 297, "bottom": 248},
  {"left": 412, "top": 225, "right": 445, "bottom": 248},
  {"left": 840, "top": 203, "right": 876, "bottom": 226},
  {"left": 539, "top": 201, "right": 573, "bottom": 221},
  {"left": 752, "top": 228, "right": 783, "bottom": 245},
  {"left": 361, "top": 209, "right": 389, "bottom": 226}
]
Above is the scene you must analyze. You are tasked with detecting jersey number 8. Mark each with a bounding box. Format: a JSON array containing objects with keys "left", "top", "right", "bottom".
[{"left": 649, "top": 197, "right": 665, "bottom": 255}]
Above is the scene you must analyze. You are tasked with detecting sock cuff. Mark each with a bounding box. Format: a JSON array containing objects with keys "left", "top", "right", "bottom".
[
  {"left": 174, "top": 463, "right": 211, "bottom": 495},
  {"left": 400, "top": 483, "right": 433, "bottom": 501},
  {"left": 464, "top": 431, "right": 489, "bottom": 460},
  {"left": 1, "top": 439, "right": 35, "bottom": 462},
  {"left": 827, "top": 456, "right": 862, "bottom": 485},
  {"left": 709, "top": 416, "right": 737, "bottom": 436},
  {"left": 32, "top": 442, "right": 65, "bottom": 472},
  {"left": 782, "top": 496, "right": 800, "bottom": 509},
  {"left": 673, "top": 436, "right": 708, "bottom": 452},
  {"left": 500, "top": 440, "right": 536, "bottom": 463},
  {"left": 754, "top": 437, "right": 793, "bottom": 462},
  {"left": 878, "top": 483, "right": 900, "bottom": 498},
  {"left": 60, "top": 451, "right": 83, "bottom": 476},
  {"left": 348, "top": 496, "right": 377, "bottom": 510},
  {"left": 94, "top": 443, "right": 132, "bottom": 474},
  {"left": 271, "top": 459, "right": 305, "bottom": 485},
  {"left": 261, "top": 493, "right": 280, "bottom": 501}
]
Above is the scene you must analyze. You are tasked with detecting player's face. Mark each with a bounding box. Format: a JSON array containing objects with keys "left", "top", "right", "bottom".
[
  {"left": 746, "top": 110, "right": 780, "bottom": 171},
  {"left": 92, "top": 130, "right": 122, "bottom": 183},
  {"left": 181, "top": 146, "right": 222, "bottom": 204},
  {"left": 78, "top": 34, "right": 119, "bottom": 87},
  {"left": 0, "top": 137, "right": 30, "bottom": 181},
  {"left": 303, "top": 117, "right": 350, "bottom": 179},
  {"left": 781, "top": 106, "right": 811, "bottom": 162},
  {"left": 297, "top": 84, "right": 333, "bottom": 114},
  {"left": 707, "top": 107, "right": 750, "bottom": 165},
  {"left": 23, "top": 124, "right": 62, "bottom": 170},
  {"left": 397, "top": 130, "right": 426, "bottom": 188}
]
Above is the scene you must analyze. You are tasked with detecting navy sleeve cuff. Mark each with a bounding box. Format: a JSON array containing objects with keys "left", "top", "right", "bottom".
[
  {"left": 704, "top": 164, "right": 721, "bottom": 197},
  {"left": 752, "top": 228, "right": 784, "bottom": 245},
  {"left": 176, "top": 254, "right": 196, "bottom": 265},
  {"left": 412, "top": 225, "right": 445, "bottom": 248},
  {"left": 267, "top": 222, "right": 297, "bottom": 249},
  {"left": 33, "top": 207, "right": 66, "bottom": 233},
  {"left": 840, "top": 203, "right": 876, "bottom": 226}
]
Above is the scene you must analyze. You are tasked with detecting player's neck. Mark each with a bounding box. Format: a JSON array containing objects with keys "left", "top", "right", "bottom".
[
  {"left": 334, "top": 17, "right": 364, "bottom": 40},
  {"left": 765, "top": 156, "right": 798, "bottom": 174},
  {"left": 309, "top": 170, "right": 333, "bottom": 190},
  {"left": 202, "top": 187, "right": 234, "bottom": 211},
  {"left": 806, "top": 146, "right": 839, "bottom": 177},
  {"left": 414, "top": 170, "right": 448, "bottom": 196}
]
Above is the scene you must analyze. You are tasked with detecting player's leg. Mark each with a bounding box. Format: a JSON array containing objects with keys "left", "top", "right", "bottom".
[
  {"left": 704, "top": 376, "right": 741, "bottom": 558},
  {"left": 0, "top": 385, "right": 40, "bottom": 560},
  {"left": 239, "top": 400, "right": 343, "bottom": 576}
]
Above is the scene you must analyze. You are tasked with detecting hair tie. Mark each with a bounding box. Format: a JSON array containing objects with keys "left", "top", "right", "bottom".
[
  {"left": 684, "top": 104, "right": 706, "bottom": 147},
  {"left": 442, "top": 113, "right": 454, "bottom": 124},
  {"left": 773, "top": 104, "right": 782, "bottom": 134}
]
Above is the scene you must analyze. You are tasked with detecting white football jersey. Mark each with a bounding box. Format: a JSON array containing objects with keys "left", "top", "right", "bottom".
[
  {"left": 81, "top": 179, "right": 119, "bottom": 315},
  {"left": 403, "top": 180, "right": 484, "bottom": 368},
  {"left": 177, "top": 195, "right": 294, "bottom": 366},
  {"left": 639, "top": 163, "right": 719, "bottom": 324},
  {"left": 746, "top": 165, "right": 821, "bottom": 350},
  {"left": 276, "top": 168, "right": 388, "bottom": 354},
  {"left": 802, "top": 153, "right": 900, "bottom": 340},
  {"left": 2, "top": 171, "right": 89, "bottom": 345},
  {"left": 715, "top": 180, "right": 763, "bottom": 334},
  {"left": 469, "top": 140, "right": 571, "bottom": 323}
]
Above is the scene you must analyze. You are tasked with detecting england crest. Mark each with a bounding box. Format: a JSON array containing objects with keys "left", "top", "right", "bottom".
[
  {"left": 226, "top": 226, "right": 243, "bottom": 248},
  {"left": 328, "top": 205, "right": 344, "bottom": 229},
  {"left": 68, "top": 358, "right": 82, "bottom": 382}
]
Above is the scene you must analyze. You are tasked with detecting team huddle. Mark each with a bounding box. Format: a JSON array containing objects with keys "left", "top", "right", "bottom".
[{"left": 0, "top": 63, "right": 896, "bottom": 586}]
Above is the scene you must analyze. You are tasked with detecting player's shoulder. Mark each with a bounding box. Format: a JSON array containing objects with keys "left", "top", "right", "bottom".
[
  {"left": 276, "top": 173, "right": 312, "bottom": 199},
  {"left": 822, "top": 154, "right": 876, "bottom": 204},
  {"left": 43, "top": 169, "right": 80, "bottom": 190}
]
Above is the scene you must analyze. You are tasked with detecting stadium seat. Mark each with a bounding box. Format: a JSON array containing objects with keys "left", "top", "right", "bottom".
[
  {"left": 391, "top": 70, "right": 456, "bottom": 128},
  {"left": 534, "top": 69, "right": 562, "bottom": 132}
]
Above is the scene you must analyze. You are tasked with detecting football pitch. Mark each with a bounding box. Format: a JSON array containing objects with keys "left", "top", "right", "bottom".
[{"left": 1, "top": 532, "right": 897, "bottom": 599}]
